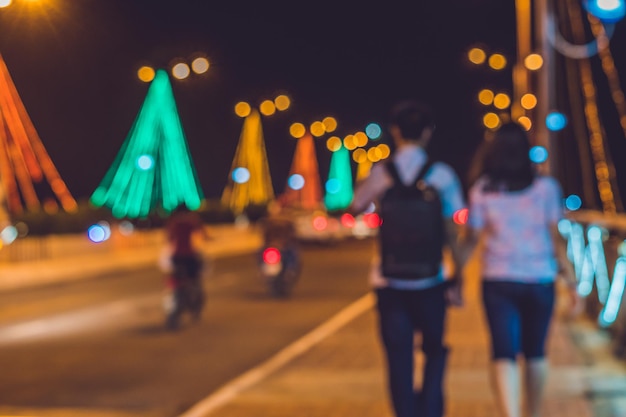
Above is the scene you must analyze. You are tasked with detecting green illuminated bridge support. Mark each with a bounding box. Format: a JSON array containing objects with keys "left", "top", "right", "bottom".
[{"left": 90, "top": 69, "right": 203, "bottom": 218}]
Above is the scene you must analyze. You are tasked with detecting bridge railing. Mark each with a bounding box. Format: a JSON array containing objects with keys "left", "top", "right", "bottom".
[{"left": 562, "top": 209, "right": 626, "bottom": 355}]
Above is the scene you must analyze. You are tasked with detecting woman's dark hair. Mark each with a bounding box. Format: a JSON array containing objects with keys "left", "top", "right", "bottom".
[
  {"left": 471, "top": 122, "right": 536, "bottom": 192},
  {"left": 388, "top": 100, "right": 435, "bottom": 141}
]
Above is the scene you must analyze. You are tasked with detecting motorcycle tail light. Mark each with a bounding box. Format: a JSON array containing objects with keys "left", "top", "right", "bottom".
[{"left": 263, "top": 247, "right": 281, "bottom": 264}]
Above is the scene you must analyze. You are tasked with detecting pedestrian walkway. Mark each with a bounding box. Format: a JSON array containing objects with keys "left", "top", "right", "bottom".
[{"left": 179, "top": 257, "right": 626, "bottom": 417}]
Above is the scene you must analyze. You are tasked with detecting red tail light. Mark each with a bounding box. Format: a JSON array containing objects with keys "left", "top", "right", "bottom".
[{"left": 263, "top": 247, "right": 282, "bottom": 264}]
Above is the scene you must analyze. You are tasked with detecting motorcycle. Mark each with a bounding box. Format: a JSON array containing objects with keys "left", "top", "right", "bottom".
[
  {"left": 163, "top": 255, "right": 205, "bottom": 330},
  {"left": 259, "top": 245, "right": 301, "bottom": 298}
]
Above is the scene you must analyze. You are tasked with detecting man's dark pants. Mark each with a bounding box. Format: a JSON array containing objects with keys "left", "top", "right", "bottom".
[{"left": 376, "top": 283, "right": 448, "bottom": 417}]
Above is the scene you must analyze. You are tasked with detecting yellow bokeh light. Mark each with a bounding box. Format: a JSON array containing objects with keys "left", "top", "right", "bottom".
[
  {"left": 191, "top": 57, "right": 210, "bottom": 74},
  {"left": 343, "top": 135, "right": 357, "bottom": 150},
  {"left": 493, "top": 93, "right": 511, "bottom": 110},
  {"left": 367, "top": 147, "right": 382, "bottom": 162},
  {"left": 290, "top": 122, "right": 306, "bottom": 139},
  {"left": 172, "top": 63, "right": 190, "bottom": 80},
  {"left": 517, "top": 116, "right": 532, "bottom": 131},
  {"left": 483, "top": 112, "right": 501, "bottom": 129},
  {"left": 327, "top": 136, "right": 342, "bottom": 152},
  {"left": 322, "top": 117, "right": 337, "bottom": 133},
  {"left": 521, "top": 93, "right": 537, "bottom": 110},
  {"left": 524, "top": 54, "right": 543, "bottom": 71},
  {"left": 137, "top": 66, "right": 155, "bottom": 83},
  {"left": 310, "top": 121, "right": 326, "bottom": 137},
  {"left": 377, "top": 144, "right": 391, "bottom": 159},
  {"left": 0, "top": 0, "right": 12, "bottom": 8},
  {"left": 234, "top": 101, "right": 251, "bottom": 118},
  {"left": 260, "top": 100, "right": 276, "bottom": 116},
  {"left": 468, "top": 48, "right": 486, "bottom": 65},
  {"left": 478, "top": 89, "right": 494, "bottom": 105},
  {"left": 353, "top": 148, "right": 368, "bottom": 163},
  {"left": 488, "top": 54, "right": 507, "bottom": 70},
  {"left": 274, "top": 95, "right": 290, "bottom": 111},
  {"left": 354, "top": 132, "right": 368, "bottom": 147}
]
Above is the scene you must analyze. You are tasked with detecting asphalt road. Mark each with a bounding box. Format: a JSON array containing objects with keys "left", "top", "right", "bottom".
[{"left": 0, "top": 238, "right": 375, "bottom": 417}]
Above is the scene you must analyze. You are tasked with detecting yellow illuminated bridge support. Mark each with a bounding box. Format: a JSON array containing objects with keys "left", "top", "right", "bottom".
[
  {"left": 0, "top": 53, "right": 77, "bottom": 215},
  {"left": 221, "top": 109, "right": 275, "bottom": 215}
]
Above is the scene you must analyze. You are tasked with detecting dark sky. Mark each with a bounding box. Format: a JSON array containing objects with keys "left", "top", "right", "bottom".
[{"left": 0, "top": 0, "right": 624, "bottom": 206}]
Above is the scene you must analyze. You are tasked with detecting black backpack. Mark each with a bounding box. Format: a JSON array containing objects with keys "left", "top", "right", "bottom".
[{"left": 378, "top": 159, "right": 444, "bottom": 279}]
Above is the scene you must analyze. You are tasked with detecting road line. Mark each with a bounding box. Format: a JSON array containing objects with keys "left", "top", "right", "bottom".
[{"left": 178, "top": 291, "right": 376, "bottom": 417}]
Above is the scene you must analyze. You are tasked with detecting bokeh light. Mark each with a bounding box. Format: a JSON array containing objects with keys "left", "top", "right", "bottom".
[
  {"left": 524, "top": 53, "right": 544, "bottom": 70},
  {"left": 521, "top": 93, "right": 537, "bottom": 110},
  {"left": 517, "top": 116, "right": 532, "bottom": 131},
  {"left": 565, "top": 194, "right": 583, "bottom": 211},
  {"left": 259, "top": 100, "right": 276, "bottom": 116},
  {"left": 232, "top": 167, "right": 251, "bottom": 184},
  {"left": 290, "top": 122, "right": 306, "bottom": 139},
  {"left": 353, "top": 148, "right": 368, "bottom": 163},
  {"left": 325, "top": 178, "right": 341, "bottom": 194},
  {"left": 529, "top": 146, "right": 548, "bottom": 163},
  {"left": 546, "top": 112, "right": 568, "bottom": 131},
  {"left": 584, "top": 0, "right": 626, "bottom": 23},
  {"left": 343, "top": 135, "right": 357, "bottom": 150},
  {"left": 172, "top": 62, "right": 190, "bottom": 80},
  {"left": 365, "top": 123, "right": 382, "bottom": 140},
  {"left": 235, "top": 101, "right": 252, "bottom": 118},
  {"left": 479, "top": 89, "right": 495, "bottom": 105},
  {"left": 191, "top": 57, "right": 210, "bottom": 74},
  {"left": 322, "top": 117, "right": 338, "bottom": 132},
  {"left": 274, "top": 95, "right": 290, "bottom": 111},
  {"left": 468, "top": 47, "right": 487, "bottom": 65},
  {"left": 136, "top": 154, "right": 154, "bottom": 170},
  {"left": 367, "top": 147, "right": 382, "bottom": 162},
  {"left": 0, "top": 0, "right": 12, "bottom": 8},
  {"left": 118, "top": 220, "right": 134, "bottom": 236},
  {"left": 326, "top": 136, "right": 342, "bottom": 152},
  {"left": 137, "top": 66, "right": 156, "bottom": 83},
  {"left": 0, "top": 225, "right": 18, "bottom": 245},
  {"left": 310, "top": 121, "right": 326, "bottom": 137},
  {"left": 288, "top": 174, "right": 305, "bottom": 190},
  {"left": 341, "top": 213, "right": 356, "bottom": 228},
  {"left": 354, "top": 132, "right": 368, "bottom": 147},
  {"left": 483, "top": 112, "right": 501, "bottom": 129},
  {"left": 488, "top": 54, "right": 507, "bottom": 70},
  {"left": 377, "top": 144, "right": 391, "bottom": 159},
  {"left": 88, "top": 224, "right": 107, "bottom": 243},
  {"left": 493, "top": 93, "right": 511, "bottom": 109},
  {"left": 453, "top": 208, "right": 469, "bottom": 225}
]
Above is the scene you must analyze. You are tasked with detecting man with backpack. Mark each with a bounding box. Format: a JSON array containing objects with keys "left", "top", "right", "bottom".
[{"left": 349, "top": 100, "right": 466, "bottom": 417}]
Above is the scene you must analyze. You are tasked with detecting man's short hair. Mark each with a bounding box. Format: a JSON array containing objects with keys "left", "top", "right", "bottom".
[{"left": 388, "top": 100, "right": 435, "bottom": 140}]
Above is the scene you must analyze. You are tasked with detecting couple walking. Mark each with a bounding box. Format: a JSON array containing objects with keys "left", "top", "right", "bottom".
[{"left": 349, "top": 100, "right": 581, "bottom": 417}]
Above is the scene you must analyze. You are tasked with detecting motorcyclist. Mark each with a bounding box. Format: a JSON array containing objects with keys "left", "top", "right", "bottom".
[
  {"left": 165, "top": 203, "right": 209, "bottom": 279},
  {"left": 258, "top": 201, "right": 300, "bottom": 272}
]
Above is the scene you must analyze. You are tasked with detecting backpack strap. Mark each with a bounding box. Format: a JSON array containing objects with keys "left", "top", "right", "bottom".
[
  {"left": 384, "top": 160, "right": 403, "bottom": 185},
  {"left": 414, "top": 159, "right": 435, "bottom": 186}
]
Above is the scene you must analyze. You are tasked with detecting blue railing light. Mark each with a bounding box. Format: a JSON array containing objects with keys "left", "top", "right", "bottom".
[
  {"left": 546, "top": 112, "right": 568, "bottom": 131},
  {"left": 584, "top": 0, "right": 626, "bottom": 23}
]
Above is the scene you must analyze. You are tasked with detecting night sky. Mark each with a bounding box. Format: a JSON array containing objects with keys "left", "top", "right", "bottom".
[{"left": 0, "top": 0, "right": 624, "bottom": 207}]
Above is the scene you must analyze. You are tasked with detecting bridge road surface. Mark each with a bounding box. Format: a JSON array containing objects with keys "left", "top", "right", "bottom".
[{"left": 0, "top": 238, "right": 375, "bottom": 417}]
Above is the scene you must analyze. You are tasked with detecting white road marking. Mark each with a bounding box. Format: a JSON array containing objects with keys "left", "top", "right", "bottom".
[{"left": 177, "top": 292, "right": 376, "bottom": 417}]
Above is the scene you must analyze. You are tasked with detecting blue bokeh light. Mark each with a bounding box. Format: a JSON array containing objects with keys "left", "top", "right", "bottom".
[
  {"left": 565, "top": 194, "right": 583, "bottom": 211},
  {"left": 529, "top": 146, "right": 548, "bottom": 163},
  {"left": 584, "top": 0, "right": 626, "bottom": 23},
  {"left": 365, "top": 123, "right": 382, "bottom": 140},
  {"left": 546, "top": 112, "right": 568, "bottom": 131},
  {"left": 136, "top": 154, "right": 154, "bottom": 170},
  {"left": 232, "top": 167, "right": 251, "bottom": 184},
  {"left": 288, "top": 174, "right": 305, "bottom": 190},
  {"left": 88, "top": 224, "right": 107, "bottom": 243},
  {"left": 325, "top": 178, "right": 341, "bottom": 194}
]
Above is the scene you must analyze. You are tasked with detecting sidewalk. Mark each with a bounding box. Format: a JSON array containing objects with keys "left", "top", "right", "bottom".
[{"left": 179, "top": 257, "right": 626, "bottom": 417}]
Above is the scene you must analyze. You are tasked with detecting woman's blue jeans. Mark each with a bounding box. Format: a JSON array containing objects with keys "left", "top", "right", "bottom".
[{"left": 376, "top": 283, "right": 448, "bottom": 417}]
